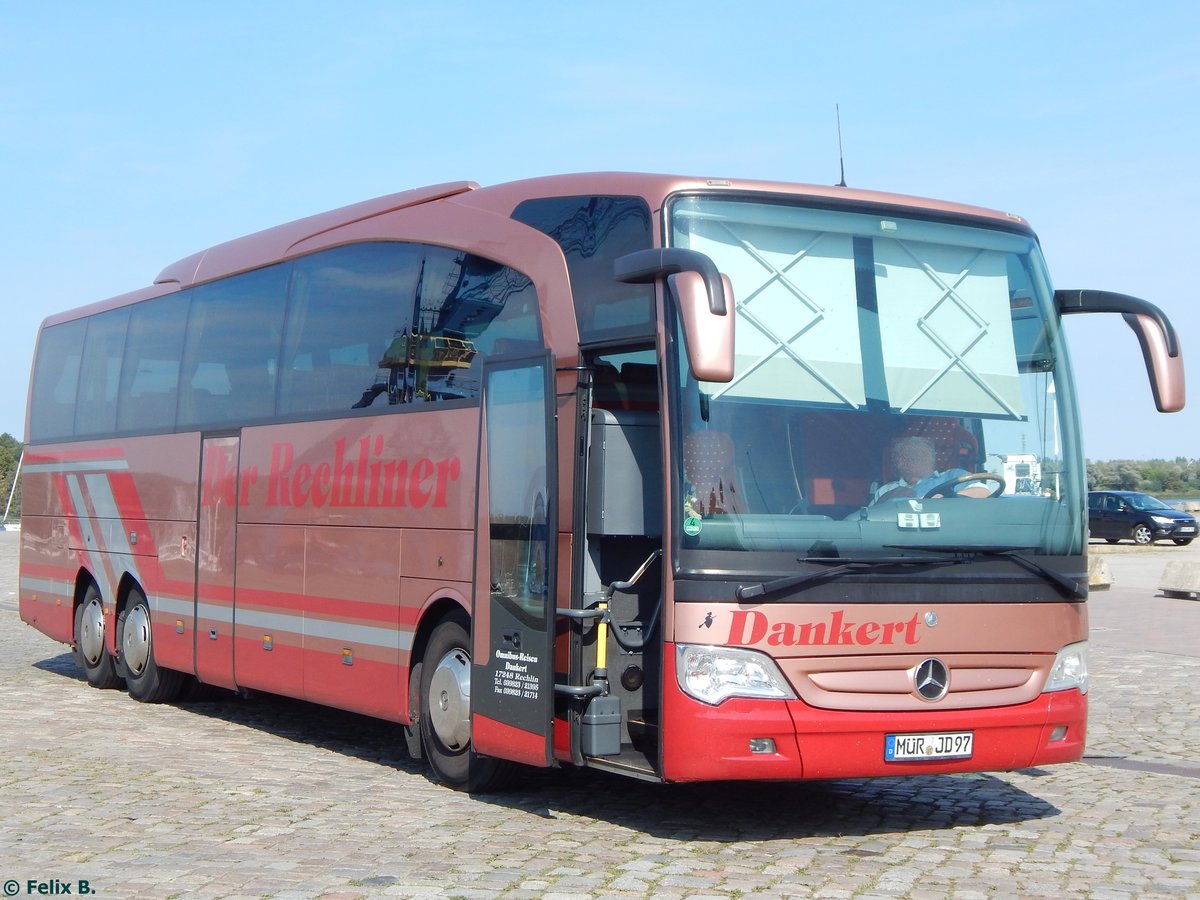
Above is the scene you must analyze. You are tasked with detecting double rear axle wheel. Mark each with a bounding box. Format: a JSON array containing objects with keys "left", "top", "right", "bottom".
[
  {"left": 73, "top": 582, "right": 184, "bottom": 703},
  {"left": 73, "top": 584, "right": 508, "bottom": 789}
]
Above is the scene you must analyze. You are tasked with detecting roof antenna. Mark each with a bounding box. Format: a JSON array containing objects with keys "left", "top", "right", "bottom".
[{"left": 835, "top": 104, "right": 847, "bottom": 187}]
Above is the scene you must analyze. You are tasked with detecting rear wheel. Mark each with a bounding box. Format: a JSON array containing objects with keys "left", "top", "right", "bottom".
[
  {"left": 1131, "top": 524, "right": 1154, "bottom": 545},
  {"left": 418, "top": 613, "right": 513, "bottom": 792},
  {"left": 118, "top": 587, "right": 185, "bottom": 703},
  {"left": 1104, "top": 538, "right": 1120, "bottom": 545},
  {"left": 73, "top": 584, "right": 122, "bottom": 689}
]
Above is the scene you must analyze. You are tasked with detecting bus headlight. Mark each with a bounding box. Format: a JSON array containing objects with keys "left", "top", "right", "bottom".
[
  {"left": 1045, "top": 640, "right": 1089, "bottom": 694},
  {"left": 676, "top": 644, "right": 797, "bottom": 705}
]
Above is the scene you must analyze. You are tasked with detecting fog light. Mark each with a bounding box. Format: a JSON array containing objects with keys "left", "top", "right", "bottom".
[
  {"left": 749, "top": 738, "right": 776, "bottom": 754},
  {"left": 1049, "top": 726, "right": 1068, "bottom": 742}
]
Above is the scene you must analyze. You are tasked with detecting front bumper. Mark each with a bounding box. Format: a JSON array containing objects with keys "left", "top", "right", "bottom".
[{"left": 660, "top": 643, "right": 1086, "bottom": 782}]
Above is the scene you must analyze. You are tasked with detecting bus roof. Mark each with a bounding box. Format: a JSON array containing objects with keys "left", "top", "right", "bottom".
[
  {"left": 45, "top": 172, "right": 1035, "bottom": 327},
  {"left": 455, "top": 171, "right": 1032, "bottom": 231},
  {"left": 154, "top": 180, "right": 480, "bottom": 288}
]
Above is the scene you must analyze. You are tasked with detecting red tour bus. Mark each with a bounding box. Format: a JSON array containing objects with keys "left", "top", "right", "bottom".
[{"left": 19, "top": 174, "right": 1185, "bottom": 791}]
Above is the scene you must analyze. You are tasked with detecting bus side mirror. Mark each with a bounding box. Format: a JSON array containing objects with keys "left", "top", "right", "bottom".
[
  {"left": 1056, "top": 289, "right": 1186, "bottom": 413},
  {"left": 669, "top": 271, "right": 735, "bottom": 383}
]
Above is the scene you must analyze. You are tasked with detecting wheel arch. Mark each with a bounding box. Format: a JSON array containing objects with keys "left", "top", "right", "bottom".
[
  {"left": 70, "top": 567, "right": 95, "bottom": 619},
  {"left": 71, "top": 567, "right": 112, "bottom": 652}
]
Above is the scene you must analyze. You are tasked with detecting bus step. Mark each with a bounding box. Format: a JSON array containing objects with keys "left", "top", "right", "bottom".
[{"left": 627, "top": 709, "right": 659, "bottom": 750}]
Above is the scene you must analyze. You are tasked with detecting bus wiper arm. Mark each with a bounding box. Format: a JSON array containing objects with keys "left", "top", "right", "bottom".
[
  {"left": 735, "top": 556, "right": 964, "bottom": 601},
  {"left": 887, "top": 544, "right": 1087, "bottom": 599}
]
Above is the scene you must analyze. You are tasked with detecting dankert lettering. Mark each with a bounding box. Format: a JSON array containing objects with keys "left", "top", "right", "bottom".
[
  {"left": 265, "top": 436, "right": 461, "bottom": 510},
  {"left": 727, "top": 609, "right": 921, "bottom": 647}
]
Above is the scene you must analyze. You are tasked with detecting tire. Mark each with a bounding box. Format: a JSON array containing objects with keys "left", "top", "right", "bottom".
[
  {"left": 118, "top": 587, "right": 185, "bottom": 703},
  {"left": 1173, "top": 538, "right": 1194, "bottom": 546},
  {"left": 418, "top": 612, "right": 513, "bottom": 792},
  {"left": 1131, "top": 524, "right": 1154, "bottom": 546},
  {"left": 73, "top": 583, "right": 122, "bottom": 689},
  {"left": 1104, "top": 538, "right": 1120, "bottom": 545}
]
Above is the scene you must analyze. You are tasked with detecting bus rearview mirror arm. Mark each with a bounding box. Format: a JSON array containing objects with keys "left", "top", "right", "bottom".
[
  {"left": 614, "top": 248, "right": 728, "bottom": 316},
  {"left": 1055, "top": 289, "right": 1186, "bottom": 413}
]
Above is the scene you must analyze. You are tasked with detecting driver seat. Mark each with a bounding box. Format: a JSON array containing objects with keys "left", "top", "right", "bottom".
[
  {"left": 683, "top": 430, "right": 746, "bottom": 516},
  {"left": 883, "top": 419, "right": 979, "bottom": 483}
]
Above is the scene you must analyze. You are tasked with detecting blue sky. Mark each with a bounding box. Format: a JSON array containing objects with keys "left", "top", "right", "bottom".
[{"left": 2, "top": 1, "right": 1197, "bottom": 459}]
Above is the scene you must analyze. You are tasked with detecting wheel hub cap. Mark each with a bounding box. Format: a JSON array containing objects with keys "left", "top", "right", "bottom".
[
  {"left": 122, "top": 604, "right": 152, "bottom": 676},
  {"left": 428, "top": 648, "right": 471, "bottom": 750},
  {"left": 79, "top": 598, "right": 105, "bottom": 665}
]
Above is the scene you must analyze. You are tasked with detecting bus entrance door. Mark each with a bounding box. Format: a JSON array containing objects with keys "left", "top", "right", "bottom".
[
  {"left": 194, "top": 433, "right": 239, "bottom": 690},
  {"left": 471, "top": 357, "right": 556, "bottom": 767}
]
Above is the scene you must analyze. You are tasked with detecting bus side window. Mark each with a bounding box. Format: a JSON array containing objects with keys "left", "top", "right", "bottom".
[
  {"left": 409, "top": 247, "right": 541, "bottom": 403},
  {"left": 29, "top": 319, "right": 87, "bottom": 442},
  {"left": 117, "top": 296, "right": 187, "bottom": 434},
  {"left": 178, "top": 264, "right": 289, "bottom": 428},
  {"left": 278, "top": 243, "right": 422, "bottom": 417},
  {"left": 511, "top": 195, "right": 654, "bottom": 345},
  {"left": 74, "top": 308, "right": 130, "bottom": 437}
]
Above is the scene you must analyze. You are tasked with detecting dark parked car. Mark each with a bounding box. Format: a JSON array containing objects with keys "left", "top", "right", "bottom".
[{"left": 1088, "top": 491, "right": 1198, "bottom": 546}]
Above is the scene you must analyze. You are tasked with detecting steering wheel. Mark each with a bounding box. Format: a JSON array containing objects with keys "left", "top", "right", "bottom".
[{"left": 922, "top": 472, "right": 1006, "bottom": 499}]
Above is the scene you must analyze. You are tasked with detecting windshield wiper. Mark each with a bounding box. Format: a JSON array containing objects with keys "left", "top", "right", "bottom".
[
  {"left": 735, "top": 555, "right": 966, "bottom": 601},
  {"left": 886, "top": 544, "right": 1087, "bottom": 599}
]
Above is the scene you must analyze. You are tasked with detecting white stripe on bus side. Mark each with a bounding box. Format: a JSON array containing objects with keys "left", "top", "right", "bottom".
[
  {"left": 26, "top": 459, "right": 130, "bottom": 474},
  {"left": 19, "top": 575, "right": 72, "bottom": 596},
  {"left": 154, "top": 595, "right": 413, "bottom": 652}
]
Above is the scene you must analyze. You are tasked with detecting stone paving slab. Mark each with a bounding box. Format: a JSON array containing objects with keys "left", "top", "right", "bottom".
[{"left": 0, "top": 531, "right": 1197, "bottom": 898}]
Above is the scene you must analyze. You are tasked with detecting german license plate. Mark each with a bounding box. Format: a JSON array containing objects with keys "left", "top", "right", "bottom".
[
  {"left": 885, "top": 731, "right": 974, "bottom": 761},
  {"left": 1178, "top": 526, "right": 1196, "bottom": 534}
]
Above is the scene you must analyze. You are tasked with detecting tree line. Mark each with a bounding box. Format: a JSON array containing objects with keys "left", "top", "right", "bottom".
[
  {"left": 1087, "top": 458, "right": 1200, "bottom": 496},
  {"left": 0, "top": 432, "right": 20, "bottom": 522}
]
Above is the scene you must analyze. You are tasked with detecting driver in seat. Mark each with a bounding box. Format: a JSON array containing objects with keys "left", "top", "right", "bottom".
[{"left": 872, "top": 435, "right": 990, "bottom": 503}]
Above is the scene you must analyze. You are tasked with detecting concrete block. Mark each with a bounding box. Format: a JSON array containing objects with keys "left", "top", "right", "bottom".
[
  {"left": 1087, "top": 555, "right": 1113, "bottom": 590},
  {"left": 1159, "top": 560, "right": 1200, "bottom": 600}
]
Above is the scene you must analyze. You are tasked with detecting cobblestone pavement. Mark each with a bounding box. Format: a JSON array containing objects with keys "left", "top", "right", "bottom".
[{"left": 1, "top": 530, "right": 1197, "bottom": 898}]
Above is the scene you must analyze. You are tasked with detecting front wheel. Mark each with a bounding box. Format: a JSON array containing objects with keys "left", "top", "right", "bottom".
[
  {"left": 74, "top": 584, "right": 122, "bottom": 689},
  {"left": 118, "top": 588, "right": 185, "bottom": 703},
  {"left": 418, "top": 613, "right": 513, "bottom": 792},
  {"left": 1173, "top": 537, "right": 1194, "bottom": 546},
  {"left": 1131, "top": 524, "right": 1154, "bottom": 545}
]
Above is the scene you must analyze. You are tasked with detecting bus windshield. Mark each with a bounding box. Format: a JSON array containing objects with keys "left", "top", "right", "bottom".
[{"left": 668, "top": 195, "right": 1085, "bottom": 562}]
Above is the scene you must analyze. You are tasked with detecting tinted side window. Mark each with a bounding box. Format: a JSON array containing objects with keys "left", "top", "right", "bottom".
[
  {"left": 29, "top": 319, "right": 87, "bottom": 442},
  {"left": 117, "top": 297, "right": 188, "bottom": 434},
  {"left": 512, "top": 196, "right": 653, "bottom": 343},
  {"left": 410, "top": 247, "right": 540, "bottom": 403},
  {"left": 178, "top": 264, "right": 289, "bottom": 428},
  {"left": 31, "top": 242, "right": 545, "bottom": 440},
  {"left": 75, "top": 307, "right": 131, "bottom": 437},
  {"left": 279, "top": 243, "right": 421, "bottom": 416}
]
